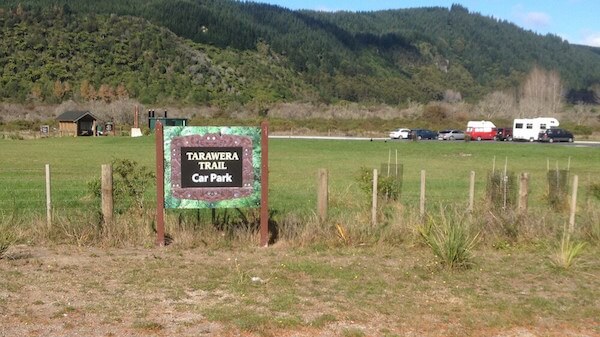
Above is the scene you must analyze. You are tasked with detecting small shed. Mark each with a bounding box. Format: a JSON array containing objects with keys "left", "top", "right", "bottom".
[{"left": 56, "top": 110, "right": 99, "bottom": 136}]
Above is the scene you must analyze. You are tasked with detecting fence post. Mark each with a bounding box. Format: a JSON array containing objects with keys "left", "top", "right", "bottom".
[
  {"left": 317, "top": 168, "right": 328, "bottom": 223},
  {"left": 420, "top": 170, "right": 426, "bottom": 217},
  {"left": 372, "top": 169, "right": 378, "bottom": 226},
  {"left": 45, "top": 164, "right": 52, "bottom": 230},
  {"left": 468, "top": 171, "right": 475, "bottom": 213},
  {"left": 518, "top": 172, "right": 529, "bottom": 214},
  {"left": 101, "top": 164, "right": 113, "bottom": 226},
  {"left": 569, "top": 175, "right": 578, "bottom": 234}
]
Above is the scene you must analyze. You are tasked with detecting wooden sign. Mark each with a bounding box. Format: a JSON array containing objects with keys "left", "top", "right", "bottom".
[{"left": 162, "top": 126, "right": 262, "bottom": 209}]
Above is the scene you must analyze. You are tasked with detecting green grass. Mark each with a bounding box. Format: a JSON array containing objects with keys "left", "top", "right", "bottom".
[{"left": 1, "top": 136, "right": 599, "bottom": 218}]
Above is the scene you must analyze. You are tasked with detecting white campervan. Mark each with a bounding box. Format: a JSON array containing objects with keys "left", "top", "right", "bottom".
[{"left": 512, "top": 117, "right": 559, "bottom": 142}]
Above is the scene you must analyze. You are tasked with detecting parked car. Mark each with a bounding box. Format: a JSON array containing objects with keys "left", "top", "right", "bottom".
[
  {"left": 438, "top": 129, "right": 465, "bottom": 140},
  {"left": 409, "top": 129, "right": 438, "bottom": 140},
  {"left": 389, "top": 128, "right": 411, "bottom": 139},
  {"left": 538, "top": 128, "right": 574, "bottom": 143},
  {"left": 495, "top": 127, "right": 513, "bottom": 141}
]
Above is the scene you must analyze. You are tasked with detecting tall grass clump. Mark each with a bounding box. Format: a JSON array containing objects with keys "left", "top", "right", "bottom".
[
  {"left": 419, "top": 207, "right": 479, "bottom": 269},
  {"left": 0, "top": 222, "right": 17, "bottom": 258},
  {"left": 550, "top": 231, "right": 586, "bottom": 269}
]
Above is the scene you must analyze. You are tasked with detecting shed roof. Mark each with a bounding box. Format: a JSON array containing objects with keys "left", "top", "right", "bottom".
[{"left": 56, "top": 110, "right": 98, "bottom": 122}]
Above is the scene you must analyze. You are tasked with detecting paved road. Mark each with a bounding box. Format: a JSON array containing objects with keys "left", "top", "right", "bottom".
[{"left": 269, "top": 135, "right": 600, "bottom": 147}]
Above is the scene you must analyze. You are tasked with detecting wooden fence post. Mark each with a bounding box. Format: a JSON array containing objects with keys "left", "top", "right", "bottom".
[
  {"left": 371, "top": 169, "right": 378, "bottom": 226},
  {"left": 569, "top": 175, "right": 578, "bottom": 234},
  {"left": 420, "top": 170, "right": 426, "bottom": 217},
  {"left": 468, "top": 171, "right": 475, "bottom": 213},
  {"left": 101, "top": 164, "right": 113, "bottom": 226},
  {"left": 518, "top": 172, "right": 529, "bottom": 214},
  {"left": 155, "top": 122, "right": 165, "bottom": 246},
  {"left": 317, "top": 168, "right": 328, "bottom": 223},
  {"left": 45, "top": 164, "right": 52, "bottom": 230},
  {"left": 260, "top": 121, "right": 269, "bottom": 247}
]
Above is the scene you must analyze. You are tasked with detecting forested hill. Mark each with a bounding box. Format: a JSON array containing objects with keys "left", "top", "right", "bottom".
[{"left": 2, "top": 1, "right": 600, "bottom": 106}]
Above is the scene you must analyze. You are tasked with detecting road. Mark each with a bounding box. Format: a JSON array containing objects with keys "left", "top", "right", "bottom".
[{"left": 269, "top": 135, "right": 600, "bottom": 147}]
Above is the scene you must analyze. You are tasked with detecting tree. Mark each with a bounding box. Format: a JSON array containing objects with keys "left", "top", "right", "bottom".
[
  {"left": 98, "top": 84, "right": 115, "bottom": 103},
  {"left": 476, "top": 90, "right": 516, "bottom": 119},
  {"left": 80, "top": 80, "right": 97, "bottom": 101},
  {"left": 519, "top": 66, "right": 564, "bottom": 117},
  {"left": 53, "top": 80, "right": 65, "bottom": 100},
  {"left": 116, "top": 83, "right": 129, "bottom": 100}
]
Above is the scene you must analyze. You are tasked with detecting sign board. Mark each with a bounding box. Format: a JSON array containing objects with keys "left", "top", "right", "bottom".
[
  {"left": 163, "top": 126, "right": 261, "bottom": 209},
  {"left": 40, "top": 125, "right": 49, "bottom": 135}
]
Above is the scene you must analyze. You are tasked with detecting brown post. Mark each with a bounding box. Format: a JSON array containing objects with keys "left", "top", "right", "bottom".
[
  {"left": 155, "top": 122, "right": 165, "bottom": 246},
  {"left": 260, "top": 121, "right": 269, "bottom": 247},
  {"left": 101, "top": 164, "right": 113, "bottom": 226},
  {"left": 317, "top": 168, "right": 328, "bottom": 223},
  {"left": 518, "top": 172, "right": 529, "bottom": 214},
  {"left": 569, "top": 175, "right": 578, "bottom": 234},
  {"left": 134, "top": 105, "right": 139, "bottom": 129}
]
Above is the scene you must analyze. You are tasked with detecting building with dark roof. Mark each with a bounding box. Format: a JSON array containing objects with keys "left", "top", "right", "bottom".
[{"left": 56, "top": 110, "right": 98, "bottom": 136}]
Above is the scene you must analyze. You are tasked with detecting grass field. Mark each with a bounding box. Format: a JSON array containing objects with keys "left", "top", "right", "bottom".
[
  {"left": 1, "top": 135, "right": 599, "bottom": 216},
  {"left": 1, "top": 136, "right": 600, "bottom": 336}
]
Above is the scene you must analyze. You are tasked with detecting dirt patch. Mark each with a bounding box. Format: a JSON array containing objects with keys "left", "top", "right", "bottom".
[{"left": 1, "top": 244, "right": 598, "bottom": 337}]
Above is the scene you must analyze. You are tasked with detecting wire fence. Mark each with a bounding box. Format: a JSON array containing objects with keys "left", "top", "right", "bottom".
[
  {"left": 1, "top": 165, "right": 599, "bottom": 221},
  {"left": 0, "top": 167, "right": 97, "bottom": 216}
]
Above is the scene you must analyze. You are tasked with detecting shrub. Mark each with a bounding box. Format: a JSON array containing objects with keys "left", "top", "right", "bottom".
[
  {"left": 486, "top": 170, "right": 516, "bottom": 210},
  {"left": 356, "top": 167, "right": 402, "bottom": 201},
  {"left": 419, "top": 208, "right": 479, "bottom": 269},
  {"left": 546, "top": 169, "right": 569, "bottom": 211},
  {"left": 422, "top": 104, "right": 447, "bottom": 121},
  {"left": 87, "top": 158, "right": 155, "bottom": 213}
]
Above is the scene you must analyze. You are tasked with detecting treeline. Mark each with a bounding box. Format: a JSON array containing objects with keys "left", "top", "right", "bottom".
[
  {"left": 1, "top": 1, "right": 600, "bottom": 106},
  {"left": 0, "top": 5, "right": 314, "bottom": 106}
]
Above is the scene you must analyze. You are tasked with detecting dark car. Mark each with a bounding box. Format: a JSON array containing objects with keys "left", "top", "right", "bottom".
[
  {"left": 495, "top": 127, "right": 513, "bottom": 141},
  {"left": 409, "top": 129, "right": 438, "bottom": 140},
  {"left": 538, "top": 128, "right": 574, "bottom": 143}
]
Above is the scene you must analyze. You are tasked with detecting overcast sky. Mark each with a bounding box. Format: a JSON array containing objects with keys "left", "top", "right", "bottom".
[{"left": 252, "top": 0, "right": 600, "bottom": 47}]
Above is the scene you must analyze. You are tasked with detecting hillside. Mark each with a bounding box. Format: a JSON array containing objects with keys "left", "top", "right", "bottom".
[
  {"left": 1, "top": 1, "right": 600, "bottom": 107},
  {"left": 0, "top": 5, "right": 317, "bottom": 106}
]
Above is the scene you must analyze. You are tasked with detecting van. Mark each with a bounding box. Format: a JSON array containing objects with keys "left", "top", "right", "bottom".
[
  {"left": 513, "top": 117, "right": 559, "bottom": 141},
  {"left": 465, "top": 121, "right": 497, "bottom": 141}
]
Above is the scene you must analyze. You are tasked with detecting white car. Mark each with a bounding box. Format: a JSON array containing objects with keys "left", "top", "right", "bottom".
[{"left": 389, "top": 128, "right": 411, "bottom": 139}]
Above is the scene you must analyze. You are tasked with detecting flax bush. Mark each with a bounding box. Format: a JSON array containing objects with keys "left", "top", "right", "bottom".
[{"left": 419, "top": 207, "right": 479, "bottom": 269}]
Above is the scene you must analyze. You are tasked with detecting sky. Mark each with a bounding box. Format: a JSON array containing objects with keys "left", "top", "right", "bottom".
[{"left": 252, "top": 0, "right": 600, "bottom": 47}]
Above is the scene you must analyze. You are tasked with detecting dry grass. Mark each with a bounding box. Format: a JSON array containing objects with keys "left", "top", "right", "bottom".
[
  {"left": 2, "top": 195, "right": 600, "bottom": 336},
  {"left": 1, "top": 242, "right": 598, "bottom": 337}
]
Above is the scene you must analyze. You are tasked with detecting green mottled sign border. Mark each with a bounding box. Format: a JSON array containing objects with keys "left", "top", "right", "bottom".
[{"left": 163, "top": 126, "right": 261, "bottom": 209}]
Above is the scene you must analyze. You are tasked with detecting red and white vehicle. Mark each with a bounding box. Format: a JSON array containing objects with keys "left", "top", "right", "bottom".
[{"left": 465, "top": 120, "right": 497, "bottom": 141}]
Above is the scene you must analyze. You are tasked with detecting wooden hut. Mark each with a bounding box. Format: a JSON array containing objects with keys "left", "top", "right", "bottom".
[{"left": 56, "top": 111, "right": 98, "bottom": 137}]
